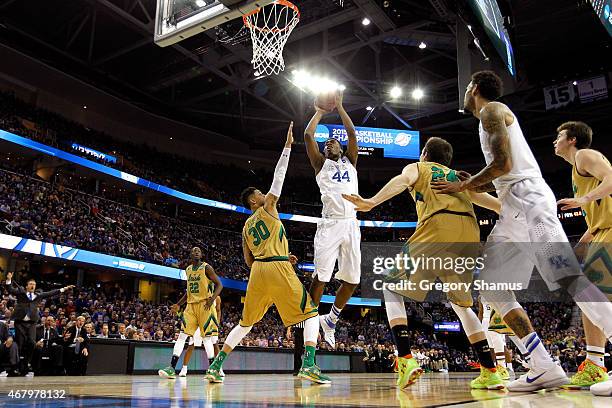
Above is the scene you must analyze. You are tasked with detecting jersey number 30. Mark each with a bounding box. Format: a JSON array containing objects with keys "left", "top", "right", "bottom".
[
  {"left": 332, "top": 170, "right": 350, "bottom": 182},
  {"left": 249, "top": 220, "right": 270, "bottom": 246}
]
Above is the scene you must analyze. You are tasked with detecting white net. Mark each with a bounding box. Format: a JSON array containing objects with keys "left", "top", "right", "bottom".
[{"left": 243, "top": 0, "right": 300, "bottom": 77}]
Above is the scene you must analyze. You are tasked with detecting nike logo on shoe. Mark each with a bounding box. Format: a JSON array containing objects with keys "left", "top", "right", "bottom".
[{"left": 526, "top": 372, "right": 546, "bottom": 383}]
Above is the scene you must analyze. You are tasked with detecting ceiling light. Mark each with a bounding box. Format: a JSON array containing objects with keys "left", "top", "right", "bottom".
[
  {"left": 390, "top": 86, "right": 402, "bottom": 98},
  {"left": 411, "top": 88, "right": 424, "bottom": 100},
  {"left": 195, "top": 0, "right": 206, "bottom": 7},
  {"left": 418, "top": 42, "right": 427, "bottom": 49},
  {"left": 366, "top": 106, "right": 373, "bottom": 111},
  {"left": 572, "top": 81, "right": 578, "bottom": 86},
  {"left": 362, "top": 17, "right": 371, "bottom": 26}
]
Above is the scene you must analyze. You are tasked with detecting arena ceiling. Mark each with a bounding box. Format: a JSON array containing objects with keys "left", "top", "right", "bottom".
[{"left": 0, "top": 0, "right": 610, "bottom": 150}]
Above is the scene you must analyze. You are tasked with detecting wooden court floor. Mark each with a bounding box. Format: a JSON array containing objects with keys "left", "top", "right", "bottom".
[{"left": 0, "top": 373, "right": 608, "bottom": 407}]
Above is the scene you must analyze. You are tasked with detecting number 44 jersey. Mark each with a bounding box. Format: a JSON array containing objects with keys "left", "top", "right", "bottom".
[
  {"left": 242, "top": 207, "right": 289, "bottom": 261},
  {"left": 316, "top": 156, "right": 359, "bottom": 219}
]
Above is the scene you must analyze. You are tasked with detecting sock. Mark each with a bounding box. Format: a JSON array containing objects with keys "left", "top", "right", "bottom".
[
  {"left": 303, "top": 345, "right": 316, "bottom": 368},
  {"left": 473, "top": 339, "right": 496, "bottom": 370},
  {"left": 170, "top": 355, "right": 179, "bottom": 369},
  {"left": 328, "top": 305, "right": 342, "bottom": 324},
  {"left": 391, "top": 325, "right": 412, "bottom": 358},
  {"left": 210, "top": 351, "right": 227, "bottom": 370},
  {"left": 521, "top": 332, "right": 552, "bottom": 367},
  {"left": 495, "top": 353, "right": 505, "bottom": 367},
  {"left": 509, "top": 335, "right": 531, "bottom": 364},
  {"left": 587, "top": 346, "right": 605, "bottom": 367},
  {"left": 506, "top": 361, "right": 513, "bottom": 371}
]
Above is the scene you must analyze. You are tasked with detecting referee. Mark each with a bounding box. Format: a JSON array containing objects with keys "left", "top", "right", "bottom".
[{"left": 4, "top": 272, "right": 73, "bottom": 375}]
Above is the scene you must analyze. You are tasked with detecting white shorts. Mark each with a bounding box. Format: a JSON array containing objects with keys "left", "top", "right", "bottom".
[
  {"left": 313, "top": 218, "right": 361, "bottom": 285},
  {"left": 188, "top": 328, "right": 203, "bottom": 347},
  {"left": 480, "top": 178, "right": 582, "bottom": 291}
]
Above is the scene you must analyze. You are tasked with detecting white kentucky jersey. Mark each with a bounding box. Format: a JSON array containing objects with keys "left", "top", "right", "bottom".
[
  {"left": 479, "top": 111, "right": 542, "bottom": 197},
  {"left": 316, "top": 156, "right": 359, "bottom": 218}
]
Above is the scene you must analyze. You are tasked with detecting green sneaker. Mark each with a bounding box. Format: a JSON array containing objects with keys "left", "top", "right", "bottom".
[
  {"left": 396, "top": 357, "right": 423, "bottom": 389},
  {"left": 561, "top": 360, "right": 609, "bottom": 390},
  {"left": 470, "top": 367, "right": 505, "bottom": 390},
  {"left": 158, "top": 366, "right": 176, "bottom": 379},
  {"left": 206, "top": 368, "right": 224, "bottom": 383},
  {"left": 298, "top": 365, "right": 332, "bottom": 384},
  {"left": 496, "top": 364, "right": 509, "bottom": 381}
]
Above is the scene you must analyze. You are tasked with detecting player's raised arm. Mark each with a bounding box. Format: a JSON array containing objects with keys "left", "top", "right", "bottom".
[
  {"left": 335, "top": 91, "right": 358, "bottom": 166},
  {"left": 264, "top": 121, "right": 293, "bottom": 216},
  {"left": 204, "top": 264, "right": 223, "bottom": 309},
  {"left": 557, "top": 149, "right": 612, "bottom": 210},
  {"left": 304, "top": 108, "right": 326, "bottom": 173},
  {"left": 343, "top": 163, "right": 419, "bottom": 212},
  {"left": 432, "top": 102, "right": 512, "bottom": 194}
]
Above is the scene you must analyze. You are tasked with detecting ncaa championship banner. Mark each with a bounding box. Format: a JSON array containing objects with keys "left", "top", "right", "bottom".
[{"left": 314, "top": 124, "right": 420, "bottom": 160}]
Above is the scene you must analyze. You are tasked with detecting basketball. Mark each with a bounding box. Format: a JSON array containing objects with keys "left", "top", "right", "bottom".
[{"left": 315, "top": 91, "right": 337, "bottom": 112}]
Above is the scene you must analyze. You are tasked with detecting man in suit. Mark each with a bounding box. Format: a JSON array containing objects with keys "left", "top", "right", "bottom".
[
  {"left": 63, "top": 316, "right": 89, "bottom": 375},
  {"left": 0, "top": 320, "right": 19, "bottom": 376},
  {"left": 33, "top": 316, "right": 63, "bottom": 375},
  {"left": 4, "top": 271, "right": 73, "bottom": 375}
]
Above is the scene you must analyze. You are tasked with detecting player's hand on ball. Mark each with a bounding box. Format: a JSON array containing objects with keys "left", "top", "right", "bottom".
[
  {"left": 334, "top": 90, "right": 344, "bottom": 110},
  {"left": 313, "top": 102, "right": 330, "bottom": 115},
  {"left": 431, "top": 180, "right": 466, "bottom": 194},
  {"left": 285, "top": 121, "right": 294, "bottom": 147},
  {"left": 342, "top": 194, "right": 375, "bottom": 212},
  {"left": 557, "top": 197, "right": 587, "bottom": 210},
  {"left": 288, "top": 253, "right": 298, "bottom": 265}
]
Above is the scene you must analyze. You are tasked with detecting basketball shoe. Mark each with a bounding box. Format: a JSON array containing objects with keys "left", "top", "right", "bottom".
[
  {"left": 205, "top": 367, "right": 224, "bottom": 383},
  {"left": 319, "top": 315, "right": 336, "bottom": 349},
  {"left": 506, "top": 363, "right": 568, "bottom": 391},
  {"left": 396, "top": 357, "right": 423, "bottom": 389},
  {"left": 179, "top": 366, "right": 188, "bottom": 377},
  {"left": 590, "top": 377, "right": 612, "bottom": 396},
  {"left": 561, "top": 359, "right": 608, "bottom": 390},
  {"left": 158, "top": 366, "right": 177, "bottom": 379},
  {"left": 496, "top": 365, "right": 510, "bottom": 381},
  {"left": 470, "top": 367, "right": 505, "bottom": 390},
  {"left": 298, "top": 364, "right": 332, "bottom": 384}
]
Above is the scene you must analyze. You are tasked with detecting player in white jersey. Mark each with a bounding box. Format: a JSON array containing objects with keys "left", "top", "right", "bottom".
[
  {"left": 432, "top": 70, "right": 612, "bottom": 392},
  {"left": 304, "top": 91, "right": 360, "bottom": 348}
]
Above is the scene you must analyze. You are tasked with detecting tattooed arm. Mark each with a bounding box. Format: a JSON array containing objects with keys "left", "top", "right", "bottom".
[{"left": 432, "top": 102, "right": 512, "bottom": 194}]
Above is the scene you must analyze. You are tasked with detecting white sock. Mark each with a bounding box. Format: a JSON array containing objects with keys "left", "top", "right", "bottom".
[
  {"left": 506, "top": 361, "right": 513, "bottom": 371},
  {"left": 328, "top": 305, "right": 342, "bottom": 324},
  {"left": 173, "top": 332, "right": 188, "bottom": 356},
  {"left": 587, "top": 346, "right": 606, "bottom": 367},
  {"left": 304, "top": 316, "right": 319, "bottom": 344},
  {"left": 521, "top": 332, "right": 552, "bottom": 368}
]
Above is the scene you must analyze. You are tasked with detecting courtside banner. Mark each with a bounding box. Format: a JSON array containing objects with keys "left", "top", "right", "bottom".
[
  {"left": 0, "top": 233, "right": 380, "bottom": 306},
  {"left": 0, "top": 129, "right": 416, "bottom": 229},
  {"left": 314, "top": 124, "right": 420, "bottom": 160}
]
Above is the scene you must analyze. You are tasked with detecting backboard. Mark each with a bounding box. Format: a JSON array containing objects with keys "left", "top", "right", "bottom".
[{"left": 155, "top": 0, "right": 275, "bottom": 47}]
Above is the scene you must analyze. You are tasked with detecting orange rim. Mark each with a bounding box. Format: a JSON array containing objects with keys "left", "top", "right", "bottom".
[{"left": 243, "top": 0, "right": 300, "bottom": 33}]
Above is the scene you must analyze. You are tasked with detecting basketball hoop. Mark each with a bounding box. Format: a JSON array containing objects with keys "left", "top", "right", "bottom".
[{"left": 243, "top": 0, "right": 300, "bottom": 77}]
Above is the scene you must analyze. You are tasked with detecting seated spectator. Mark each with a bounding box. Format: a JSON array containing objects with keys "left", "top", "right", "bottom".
[
  {"left": 62, "top": 316, "right": 89, "bottom": 375},
  {"left": 98, "top": 323, "right": 110, "bottom": 339},
  {"left": 33, "top": 316, "right": 63, "bottom": 375},
  {"left": 0, "top": 320, "right": 19, "bottom": 376}
]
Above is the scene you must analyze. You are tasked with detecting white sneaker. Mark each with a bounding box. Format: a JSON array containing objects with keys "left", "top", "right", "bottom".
[
  {"left": 220, "top": 367, "right": 225, "bottom": 377},
  {"left": 25, "top": 372, "right": 34, "bottom": 378},
  {"left": 319, "top": 314, "right": 336, "bottom": 349},
  {"left": 507, "top": 363, "right": 568, "bottom": 392},
  {"left": 591, "top": 378, "right": 612, "bottom": 396},
  {"left": 0, "top": 371, "right": 8, "bottom": 377},
  {"left": 179, "top": 366, "right": 188, "bottom": 377}
]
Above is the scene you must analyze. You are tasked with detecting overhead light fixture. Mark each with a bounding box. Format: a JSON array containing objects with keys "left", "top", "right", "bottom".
[
  {"left": 291, "top": 70, "right": 345, "bottom": 94},
  {"left": 572, "top": 81, "right": 578, "bottom": 86},
  {"left": 412, "top": 88, "right": 424, "bottom": 100},
  {"left": 366, "top": 106, "right": 373, "bottom": 111},
  {"left": 195, "top": 0, "right": 206, "bottom": 7},
  {"left": 362, "top": 17, "right": 371, "bottom": 26},
  {"left": 83, "top": 105, "right": 87, "bottom": 109},
  {"left": 390, "top": 86, "right": 402, "bottom": 98},
  {"left": 418, "top": 42, "right": 427, "bottom": 49}
]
